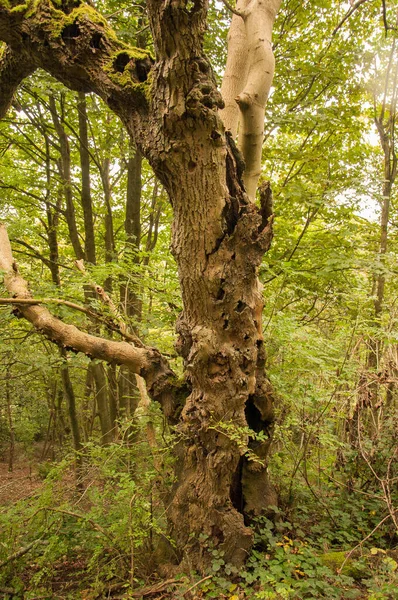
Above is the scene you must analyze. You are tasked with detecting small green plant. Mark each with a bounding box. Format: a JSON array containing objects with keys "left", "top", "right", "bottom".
[{"left": 208, "top": 418, "right": 268, "bottom": 465}]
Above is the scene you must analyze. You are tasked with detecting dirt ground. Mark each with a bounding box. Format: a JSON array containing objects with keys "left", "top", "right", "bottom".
[{"left": 0, "top": 460, "right": 42, "bottom": 506}]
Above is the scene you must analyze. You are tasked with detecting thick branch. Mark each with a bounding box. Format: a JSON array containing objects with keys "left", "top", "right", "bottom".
[
  {"left": 220, "top": 0, "right": 281, "bottom": 200},
  {"left": 0, "top": 46, "right": 35, "bottom": 119},
  {"left": 0, "top": 224, "right": 185, "bottom": 421},
  {"left": 220, "top": 0, "right": 250, "bottom": 138},
  {"left": 0, "top": 1, "right": 152, "bottom": 140}
]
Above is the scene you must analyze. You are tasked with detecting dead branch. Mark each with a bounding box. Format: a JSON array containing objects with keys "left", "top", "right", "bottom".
[{"left": 0, "top": 538, "right": 48, "bottom": 569}]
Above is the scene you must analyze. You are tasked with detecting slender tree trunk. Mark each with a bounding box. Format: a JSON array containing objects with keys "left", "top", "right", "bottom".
[
  {"left": 124, "top": 143, "right": 142, "bottom": 320},
  {"left": 49, "top": 94, "right": 85, "bottom": 261},
  {"left": 365, "top": 47, "right": 398, "bottom": 430},
  {"left": 91, "top": 363, "right": 114, "bottom": 445},
  {"left": 100, "top": 155, "right": 115, "bottom": 292},
  {"left": 60, "top": 350, "right": 83, "bottom": 473},
  {"left": 5, "top": 368, "right": 15, "bottom": 473},
  {"left": 77, "top": 92, "right": 96, "bottom": 265},
  {"left": 43, "top": 133, "right": 61, "bottom": 286}
]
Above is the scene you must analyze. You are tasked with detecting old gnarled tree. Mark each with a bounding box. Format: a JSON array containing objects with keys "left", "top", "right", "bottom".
[{"left": 0, "top": 0, "right": 281, "bottom": 567}]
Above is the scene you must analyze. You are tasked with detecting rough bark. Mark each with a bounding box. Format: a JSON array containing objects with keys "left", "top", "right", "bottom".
[
  {"left": 0, "top": 46, "right": 35, "bottom": 119},
  {"left": 0, "top": 0, "right": 281, "bottom": 567}
]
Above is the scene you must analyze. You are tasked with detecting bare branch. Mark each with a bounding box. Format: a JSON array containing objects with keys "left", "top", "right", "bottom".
[
  {"left": 382, "top": 0, "right": 388, "bottom": 35},
  {"left": 74, "top": 258, "right": 144, "bottom": 347},
  {"left": 0, "top": 539, "right": 48, "bottom": 569},
  {"left": 221, "top": 0, "right": 244, "bottom": 17},
  {"left": 0, "top": 224, "right": 186, "bottom": 421},
  {"left": 332, "top": 0, "right": 369, "bottom": 36}
]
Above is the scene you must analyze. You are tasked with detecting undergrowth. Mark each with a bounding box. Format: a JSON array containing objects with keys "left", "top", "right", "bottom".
[{"left": 0, "top": 413, "right": 397, "bottom": 599}]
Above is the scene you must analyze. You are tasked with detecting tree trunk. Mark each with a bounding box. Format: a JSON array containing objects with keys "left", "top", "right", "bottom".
[
  {"left": 60, "top": 350, "right": 83, "bottom": 474},
  {"left": 0, "top": 0, "right": 282, "bottom": 566},
  {"left": 91, "top": 363, "right": 115, "bottom": 445},
  {"left": 77, "top": 92, "right": 96, "bottom": 265},
  {"left": 5, "top": 368, "right": 15, "bottom": 473},
  {"left": 363, "top": 46, "right": 397, "bottom": 432},
  {"left": 49, "top": 94, "right": 85, "bottom": 261}
]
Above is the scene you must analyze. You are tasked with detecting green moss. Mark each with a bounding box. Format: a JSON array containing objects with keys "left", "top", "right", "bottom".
[
  {"left": 320, "top": 551, "right": 368, "bottom": 580},
  {"left": 111, "top": 47, "right": 150, "bottom": 63},
  {"left": 25, "top": 0, "right": 57, "bottom": 19},
  {"left": 41, "top": 2, "right": 115, "bottom": 40},
  {"left": 10, "top": 2, "right": 29, "bottom": 14},
  {"left": 0, "top": 0, "right": 11, "bottom": 9},
  {"left": 104, "top": 49, "right": 151, "bottom": 96}
]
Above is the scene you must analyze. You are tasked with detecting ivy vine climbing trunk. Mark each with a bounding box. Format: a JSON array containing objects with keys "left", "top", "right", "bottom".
[{"left": 0, "top": 0, "right": 282, "bottom": 568}]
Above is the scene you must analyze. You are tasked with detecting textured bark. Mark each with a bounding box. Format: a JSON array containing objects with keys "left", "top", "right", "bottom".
[
  {"left": 0, "top": 0, "right": 281, "bottom": 567},
  {"left": 0, "top": 46, "right": 35, "bottom": 119}
]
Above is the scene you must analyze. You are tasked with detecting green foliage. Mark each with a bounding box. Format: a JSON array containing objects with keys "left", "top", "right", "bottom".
[
  {"left": 196, "top": 515, "right": 398, "bottom": 599},
  {"left": 0, "top": 419, "right": 173, "bottom": 597}
]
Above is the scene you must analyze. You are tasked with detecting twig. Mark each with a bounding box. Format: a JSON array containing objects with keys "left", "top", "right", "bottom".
[
  {"left": 338, "top": 513, "right": 393, "bottom": 573},
  {"left": 332, "top": 0, "right": 369, "bottom": 36},
  {"left": 74, "top": 259, "right": 144, "bottom": 347},
  {"left": 0, "top": 297, "right": 140, "bottom": 345},
  {"left": 0, "top": 539, "right": 48, "bottom": 569},
  {"left": 382, "top": 0, "right": 388, "bottom": 35},
  {"left": 183, "top": 575, "right": 213, "bottom": 597},
  {"left": 116, "top": 578, "right": 179, "bottom": 598},
  {"left": 221, "top": 0, "right": 244, "bottom": 17},
  {"left": 0, "top": 296, "right": 95, "bottom": 317}
]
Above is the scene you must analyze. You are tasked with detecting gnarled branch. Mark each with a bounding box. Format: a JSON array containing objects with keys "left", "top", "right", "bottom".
[{"left": 0, "top": 0, "right": 152, "bottom": 139}]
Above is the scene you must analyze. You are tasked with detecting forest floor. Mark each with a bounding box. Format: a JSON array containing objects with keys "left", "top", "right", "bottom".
[
  {"left": 0, "top": 461, "right": 42, "bottom": 506},
  {"left": 0, "top": 454, "right": 394, "bottom": 599}
]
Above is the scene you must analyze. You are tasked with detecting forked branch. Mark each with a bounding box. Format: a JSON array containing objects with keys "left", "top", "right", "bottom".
[{"left": 220, "top": 0, "right": 282, "bottom": 200}]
